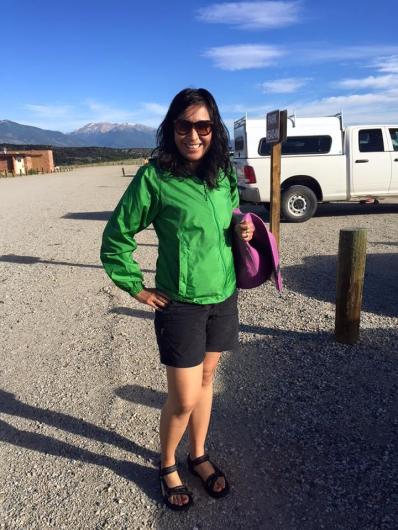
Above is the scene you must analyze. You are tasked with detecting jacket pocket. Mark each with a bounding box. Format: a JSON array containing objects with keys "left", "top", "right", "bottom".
[{"left": 178, "top": 240, "right": 189, "bottom": 296}]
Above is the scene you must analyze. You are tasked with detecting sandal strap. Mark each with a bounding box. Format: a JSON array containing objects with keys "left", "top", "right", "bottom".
[
  {"left": 205, "top": 470, "right": 223, "bottom": 490},
  {"left": 189, "top": 453, "right": 210, "bottom": 467},
  {"left": 160, "top": 464, "right": 178, "bottom": 477},
  {"left": 165, "top": 485, "right": 191, "bottom": 496}
]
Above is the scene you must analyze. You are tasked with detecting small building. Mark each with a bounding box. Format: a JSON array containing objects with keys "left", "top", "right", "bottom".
[{"left": 0, "top": 149, "right": 54, "bottom": 175}]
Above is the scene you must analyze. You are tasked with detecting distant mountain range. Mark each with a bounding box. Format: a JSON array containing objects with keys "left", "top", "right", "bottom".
[{"left": 0, "top": 120, "right": 157, "bottom": 148}]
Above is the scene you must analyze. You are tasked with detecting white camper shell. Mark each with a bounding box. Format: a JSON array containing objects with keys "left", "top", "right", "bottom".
[{"left": 233, "top": 115, "right": 398, "bottom": 222}]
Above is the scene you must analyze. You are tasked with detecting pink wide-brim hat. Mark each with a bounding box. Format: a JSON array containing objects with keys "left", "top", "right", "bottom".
[{"left": 232, "top": 210, "right": 282, "bottom": 291}]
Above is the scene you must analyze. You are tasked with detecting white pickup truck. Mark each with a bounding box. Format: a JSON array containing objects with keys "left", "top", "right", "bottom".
[{"left": 233, "top": 114, "right": 398, "bottom": 222}]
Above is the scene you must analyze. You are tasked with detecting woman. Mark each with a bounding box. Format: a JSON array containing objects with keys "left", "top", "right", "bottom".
[{"left": 100, "top": 88, "right": 254, "bottom": 510}]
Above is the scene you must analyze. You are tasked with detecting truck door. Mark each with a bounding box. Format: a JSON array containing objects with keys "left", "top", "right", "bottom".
[
  {"left": 388, "top": 127, "right": 398, "bottom": 194},
  {"left": 351, "top": 128, "right": 391, "bottom": 195}
]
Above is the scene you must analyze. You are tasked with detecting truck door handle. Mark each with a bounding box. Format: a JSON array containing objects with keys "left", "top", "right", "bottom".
[
  {"left": 355, "top": 159, "right": 369, "bottom": 163},
  {"left": 394, "top": 158, "right": 398, "bottom": 162}
]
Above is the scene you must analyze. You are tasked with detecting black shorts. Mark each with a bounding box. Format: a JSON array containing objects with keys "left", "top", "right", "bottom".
[{"left": 154, "top": 291, "right": 239, "bottom": 368}]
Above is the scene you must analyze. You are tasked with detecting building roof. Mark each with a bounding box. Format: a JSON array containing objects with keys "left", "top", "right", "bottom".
[{"left": 0, "top": 151, "right": 43, "bottom": 158}]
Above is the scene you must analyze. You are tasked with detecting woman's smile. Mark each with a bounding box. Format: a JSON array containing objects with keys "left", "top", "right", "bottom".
[{"left": 174, "top": 104, "right": 212, "bottom": 168}]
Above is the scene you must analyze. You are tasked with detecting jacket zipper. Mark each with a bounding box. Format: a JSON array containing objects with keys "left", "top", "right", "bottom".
[{"left": 204, "top": 183, "right": 227, "bottom": 289}]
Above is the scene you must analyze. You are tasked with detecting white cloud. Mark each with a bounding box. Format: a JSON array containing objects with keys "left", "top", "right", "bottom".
[
  {"left": 226, "top": 89, "right": 398, "bottom": 126},
  {"left": 84, "top": 100, "right": 138, "bottom": 123},
  {"left": 203, "top": 45, "right": 398, "bottom": 71},
  {"left": 142, "top": 102, "right": 168, "bottom": 115},
  {"left": 18, "top": 100, "right": 168, "bottom": 132},
  {"left": 196, "top": 1, "right": 302, "bottom": 29},
  {"left": 300, "top": 45, "right": 398, "bottom": 63},
  {"left": 222, "top": 51, "right": 398, "bottom": 127},
  {"left": 24, "top": 104, "right": 72, "bottom": 117},
  {"left": 204, "top": 44, "right": 285, "bottom": 70},
  {"left": 260, "top": 77, "right": 309, "bottom": 93},
  {"left": 82, "top": 100, "right": 166, "bottom": 128},
  {"left": 372, "top": 55, "right": 398, "bottom": 73},
  {"left": 291, "top": 91, "right": 398, "bottom": 124},
  {"left": 337, "top": 74, "right": 398, "bottom": 90}
]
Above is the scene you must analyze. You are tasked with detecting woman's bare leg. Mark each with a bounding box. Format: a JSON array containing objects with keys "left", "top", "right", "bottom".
[
  {"left": 160, "top": 364, "right": 203, "bottom": 506},
  {"left": 188, "top": 352, "right": 225, "bottom": 492}
]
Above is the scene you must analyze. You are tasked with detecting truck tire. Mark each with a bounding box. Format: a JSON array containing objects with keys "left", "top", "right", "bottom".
[{"left": 281, "top": 185, "right": 318, "bottom": 222}]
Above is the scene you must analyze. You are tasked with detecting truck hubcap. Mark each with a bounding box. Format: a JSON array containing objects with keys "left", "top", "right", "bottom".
[{"left": 288, "top": 194, "right": 307, "bottom": 216}]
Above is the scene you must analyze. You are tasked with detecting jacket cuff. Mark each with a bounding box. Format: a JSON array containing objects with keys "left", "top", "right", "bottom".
[{"left": 129, "top": 282, "right": 144, "bottom": 296}]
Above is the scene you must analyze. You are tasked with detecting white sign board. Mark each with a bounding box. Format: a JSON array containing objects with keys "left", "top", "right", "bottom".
[
  {"left": 266, "top": 110, "right": 281, "bottom": 144},
  {"left": 266, "top": 110, "right": 287, "bottom": 144}
]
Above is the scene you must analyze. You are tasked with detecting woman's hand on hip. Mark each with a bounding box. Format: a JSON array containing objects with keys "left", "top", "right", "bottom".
[
  {"left": 133, "top": 288, "right": 170, "bottom": 310},
  {"left": 237, "top": 220, "right": 255, "bottom": 241}
]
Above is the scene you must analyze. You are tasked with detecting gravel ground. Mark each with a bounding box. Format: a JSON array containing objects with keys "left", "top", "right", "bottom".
[{"left": 0, "top": 166, "right": 397, "bottom": 530}]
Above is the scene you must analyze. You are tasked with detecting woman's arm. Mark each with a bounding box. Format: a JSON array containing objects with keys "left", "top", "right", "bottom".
[{"left": 100, "top": 165, "right": 161, "bottom": 297}]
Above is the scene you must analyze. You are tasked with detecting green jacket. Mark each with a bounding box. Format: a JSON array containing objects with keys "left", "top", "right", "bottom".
[{"left": 100, "top": 161, "right": 239, "bottom": 304}]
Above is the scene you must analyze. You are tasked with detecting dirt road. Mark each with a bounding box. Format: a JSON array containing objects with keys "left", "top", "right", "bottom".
[{"left": 1, "top": 166, "right": 397, "bottom": 529}]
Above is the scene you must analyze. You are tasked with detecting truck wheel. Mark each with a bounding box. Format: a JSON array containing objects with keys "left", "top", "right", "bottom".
[{"left": 281, "top": 185, "right": 318, "bottom": 222}]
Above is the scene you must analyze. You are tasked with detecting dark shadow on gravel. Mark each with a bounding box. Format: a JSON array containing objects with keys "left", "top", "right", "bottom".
[
  {"left": 115, "top": 385, "right": 166, "bottom": 409},
  {"left": 62, "top": 211, "right": 113, "bottom": 221},
  {"left": 315, "top": 201, "right": 398, "bottom": 218},
  {"left": 0, "top": 389, "right": 156, "bottom": 459},
  {"left": 0, "top": 418, "right": 157, "bottom": 499},
  {"left": 121, "top": 325, "right": 398, "bottom": 529},
  {"left": 240, "top": 201, "right": 398, "bottom": 221},
  {"left": 372, "top": 241, "right": 398, "bottom": 247},
  {"left": 154, "top": 326, "right": 397, "bottom": 530},
  {"left": 62, "top": 212, "right": 156, "bottom": 230},
  {"left": 282, "top": 253, "right": 398, "bottom": 317},
  {"left": 0, "top": 254, "right": 154, "bottom": 274},
  {"left": 0, "top": 254, "right": 102, "bottom": 269},
  {"left": 240, "top": 325, "right": 330, "bottom": 339},
  {"left": 110, "top": 307, "right": 155, "bottom": 320},
  {"left": 0, "top": 390, "right": 161, "bottom": 501}
]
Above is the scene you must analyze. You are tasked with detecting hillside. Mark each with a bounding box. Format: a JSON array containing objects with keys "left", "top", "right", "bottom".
[
  {"left": 0, "top": 144, "right": 153, "bottom": 166},
  {"left": 0, "top": 120, "right": 157, "bottom": 148}
]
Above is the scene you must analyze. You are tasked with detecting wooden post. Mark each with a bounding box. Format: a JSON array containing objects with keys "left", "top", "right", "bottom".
[
  {"left": 335, "top": 228, "right": 367, "bottom": 344},
  {"left": 270, "top": 142, "right": 282, "bottom": 249},
  {"left": 122, "top": 167, "right": 126, "bottom": 177}
]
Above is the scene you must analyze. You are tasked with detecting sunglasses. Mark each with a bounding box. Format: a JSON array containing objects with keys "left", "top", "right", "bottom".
[{"left": 174, "top": 119, "right": 213, "bottom": 136}]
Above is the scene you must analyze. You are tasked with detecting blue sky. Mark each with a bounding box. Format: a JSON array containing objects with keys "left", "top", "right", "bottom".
[{"left": 2, "top": 0, "right": 398, "bottom": 133}]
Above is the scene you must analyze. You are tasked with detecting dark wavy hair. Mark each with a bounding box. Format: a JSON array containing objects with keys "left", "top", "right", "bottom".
[{"left": 153, "top": 88, "right": 232, "bottom": 188}]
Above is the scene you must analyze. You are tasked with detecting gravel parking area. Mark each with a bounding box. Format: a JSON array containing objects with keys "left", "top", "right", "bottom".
[{"left": 1, "top": 166, "right": 397, "bottom": 530}]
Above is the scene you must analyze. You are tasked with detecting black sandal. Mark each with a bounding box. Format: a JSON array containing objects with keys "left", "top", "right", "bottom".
[
  {"left": 187, "top": 453, "right": 230, "bottom": 499},
  {"left": 159, "top": 463, "right": 194, "bottom": 511}
]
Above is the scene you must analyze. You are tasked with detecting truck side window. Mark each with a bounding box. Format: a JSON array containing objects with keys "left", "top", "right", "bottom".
[
  {"left": 389, "top": 128, "right": 398, "bottom": 151},
  {"left": 258, "top": 135, "right": 332, "bottom": 156},
  {"left": 358, "top": 129, "right": 384, "bottom": 152}
]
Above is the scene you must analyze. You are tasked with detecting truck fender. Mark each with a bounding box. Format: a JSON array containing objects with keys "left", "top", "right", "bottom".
[{"left": 281, "top": 175, "right": 323, "bottom": 201}]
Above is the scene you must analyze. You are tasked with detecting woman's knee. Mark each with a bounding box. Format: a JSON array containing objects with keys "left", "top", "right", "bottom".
[
  {"left": 202, "top": 367, "right": 216, "bottom": 387},
  {"left": 167, "top": 397, "right": 198, "bottom": 417},
  {"left": 202, "top": 353, "right": 221, "bottom": 387}
]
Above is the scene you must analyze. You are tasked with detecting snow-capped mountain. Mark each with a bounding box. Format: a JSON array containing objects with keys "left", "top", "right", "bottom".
[{"left": 70, "top": 122, "right": 156, "bottom": 147}]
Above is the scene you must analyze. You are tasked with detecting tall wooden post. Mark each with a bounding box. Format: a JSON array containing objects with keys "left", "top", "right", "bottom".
[
  {"left": 267, "top": 109, "right": 286, "bottom": 251},
  {"left": 122, "top": 167, "right": 126, "bottom": 177},
  {"left": 270, "top": 142, "right": 282, "bottom": 249},
  {"left": 335, "top": 228, "right": 367, "bottom": 344}
]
